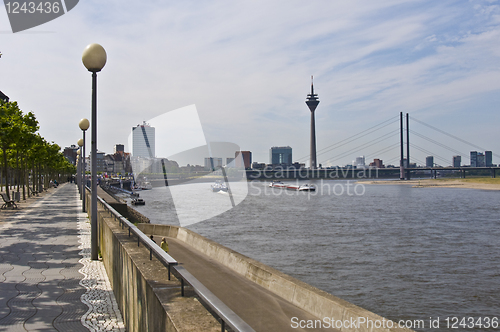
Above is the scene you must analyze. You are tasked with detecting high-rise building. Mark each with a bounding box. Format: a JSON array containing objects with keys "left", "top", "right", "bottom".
[
  {"left": 470, "top": 151, "right": 478, "bottom": 167},
  {"left": 89, "top": 151, "right": 106, "bottom": 173},
  {"left": 235, "top": 151, "right": 252, "bottom": 169},
  {"left": 270, "top": 146, "right": 292, "bottom": 165},
  {"left": 485, "top": 151, "right": 492, "bottom": 167},
  {"left": 63, "top": 144, "right": 80, "bottom": 165},
  {"left": 369, "top": 159, "right": 384, "bottom": 168},
  {"left": 470, "top": 150, "right": 492, "bottom": 167},
  {"left": 204, "top": 157, "right": 223, "bottom": 170},
  {"left": 114, "top": 144, "right": 124, "bottom": 154},
  {"left": 452, "top": 155, "right": 461, "bottom": 167},
  {"left": 355, "top": 156, "right": 365, "bottom": 168},
  {"left": 131, "top": 122, "right": 155, "bottom": 158},
  {"left": 477, "top": 153, "right": 486, "bottom": 167},
  {"left": 426, "top": 156, "right": 434, "bottom": 167}
]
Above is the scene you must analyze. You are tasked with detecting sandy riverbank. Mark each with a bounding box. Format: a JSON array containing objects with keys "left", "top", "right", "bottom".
[{"left": 363, "top": 178, "right": 500, "bottom": 190}]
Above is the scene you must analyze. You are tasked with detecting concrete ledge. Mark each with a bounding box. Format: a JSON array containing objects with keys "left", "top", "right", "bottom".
[
  {"left": 139, "top": 224, "right": 413, "bottom": 332},
  {"left": 86, "top": 191, "right": 220, "bottom": 332}
]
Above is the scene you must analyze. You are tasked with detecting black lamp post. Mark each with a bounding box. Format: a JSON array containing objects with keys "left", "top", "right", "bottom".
[
  {"left": 79, "top": 118, "right": 89, "bottom": 212},
  {"left": 82, "top": 43, "right": 107, "bottom": 261},
  {"left": 76, "top": 148, "right": 81, "bottom": 190},
  {"left": 77, "top": 138, "right": 84, "bottom": 199}
]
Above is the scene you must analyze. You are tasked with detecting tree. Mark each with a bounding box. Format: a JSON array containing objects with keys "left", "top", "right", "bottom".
[
  {"left": 0, "top": 100, "right": 75, "bottom": 200},
  {"left": 0, "top": 100, "right": 23, "bottom": 200}
]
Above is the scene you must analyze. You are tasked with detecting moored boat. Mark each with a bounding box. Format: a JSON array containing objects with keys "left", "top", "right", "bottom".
[{"left": 131, "top": 198, "right": 145, "bottom": 205}]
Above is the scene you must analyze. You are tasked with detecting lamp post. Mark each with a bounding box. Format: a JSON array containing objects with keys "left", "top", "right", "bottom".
[
  {"left": 77, "top": 139, "right": 84, "bottom": 200},
  {"left": 79, "top": 118, "right": 90, "bottom": 213},
  {"left": 76, "top": 149, "right": 81, "bottom": 190},
  {"left": 82, "top": 43, "right": 107, "bottom": 261}
]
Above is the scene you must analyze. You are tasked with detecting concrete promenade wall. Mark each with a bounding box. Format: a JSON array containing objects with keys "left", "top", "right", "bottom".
[
  {"left": 84, "top": 190, "right": 219, "bottom": 332},
  {"left": 139, "top": 223, "right": 413, "bottom": 332}
]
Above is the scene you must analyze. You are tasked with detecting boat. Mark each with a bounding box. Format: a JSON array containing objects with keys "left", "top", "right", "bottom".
[
  {"left": 211, "top": 181, "right": 228, "bottom": 192},
  {"left": 269, "top": 181, "right": 316, "bottom": 191},
  {"left": 269, "top": 181, "right": 286, "bottom": 188},
  {"left": 297, "top": 184, "right": 316, "bottom": 191},
  {"left": 131, "top": 198, "right": 145, "bottom": 205}
]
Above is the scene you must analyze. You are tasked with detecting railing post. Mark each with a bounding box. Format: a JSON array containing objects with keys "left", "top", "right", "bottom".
[
  {"left": 168, "top": 264, "right": 171, "bottom": 280},
  {"left": 181, "top": 279, "right": 185, "bottom": 296},
  {"left": 221, "top": 319, "right": 225, "bottom": 332}
]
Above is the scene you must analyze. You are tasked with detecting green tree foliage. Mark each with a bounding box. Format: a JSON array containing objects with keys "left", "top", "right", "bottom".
[{"left": 0, "top": 99, "right": 75, "bottom": 200}]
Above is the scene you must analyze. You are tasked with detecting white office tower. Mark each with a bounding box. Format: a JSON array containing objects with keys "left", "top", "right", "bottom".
[
  {"left": 127, "top": 105, "right": 249, "bottom": 228},
  {"left": 355, "top": 156, "right": 365, "bottom": 168},
  {"left": 132, "top": 121, "right": 155, "bottom": 158}
]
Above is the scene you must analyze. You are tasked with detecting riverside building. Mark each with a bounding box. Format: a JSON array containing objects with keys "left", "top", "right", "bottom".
[
  {"left": 270, "top": 146, "right": 292, "bottom": 166},
  {"left": 131, "top": 122, "right": 155, "bottom": 158}
]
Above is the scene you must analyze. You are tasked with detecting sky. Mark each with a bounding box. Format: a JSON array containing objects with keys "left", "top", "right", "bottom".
[{"left": 1, "top": 0, "right": 500, "bottom": 167}]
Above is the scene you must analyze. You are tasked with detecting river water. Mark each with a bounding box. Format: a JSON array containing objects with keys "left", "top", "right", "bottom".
[{"left": 127, "top": 180, "right": 500, "bottom": 331}]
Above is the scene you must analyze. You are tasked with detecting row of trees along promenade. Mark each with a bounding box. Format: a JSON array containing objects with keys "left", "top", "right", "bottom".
[{"left": 0, "top": 99, "right": 76, "bottom": 201}]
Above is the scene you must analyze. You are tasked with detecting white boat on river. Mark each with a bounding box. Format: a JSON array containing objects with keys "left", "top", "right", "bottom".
[{"left": 269, "top": 181, "right": 316, "bottom": 191}]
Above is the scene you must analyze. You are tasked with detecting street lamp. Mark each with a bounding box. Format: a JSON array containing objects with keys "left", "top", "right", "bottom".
[
  {"left": 77, "top": 138, "right": 84, "bottom": 200},
  {"left": 76, "top": 149, "right": 81, "bottom": 188},
  {"left": 79, "top": 118, "right": 90, "bottom": 213},
  {"left": 82, "top": 43, "right": 107, "bottom": 261}
]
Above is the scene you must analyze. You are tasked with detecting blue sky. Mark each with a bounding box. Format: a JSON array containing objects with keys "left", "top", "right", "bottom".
[{"left": 1, "top": 0, "right": 500, "bottom": 167}]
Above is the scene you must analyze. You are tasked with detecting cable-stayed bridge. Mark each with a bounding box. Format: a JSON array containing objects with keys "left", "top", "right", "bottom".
[{"left": 247, "top": 113, "right": 500, "bottom": 180}]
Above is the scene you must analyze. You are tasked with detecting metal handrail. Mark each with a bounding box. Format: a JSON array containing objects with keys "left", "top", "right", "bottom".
[
  {"left": 175, "top": 266, "right": 255, "bottom": 332},
  {"left": 96, "top": 195, "right": 178, "bottom": 279},
  {"left": 95, "top": 194, "right": 255, "bottom": 332}
]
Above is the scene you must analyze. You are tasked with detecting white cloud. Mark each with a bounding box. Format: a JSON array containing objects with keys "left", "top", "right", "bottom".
[{"left": 1, "top": 0, "right": 500, "bottom": 166}]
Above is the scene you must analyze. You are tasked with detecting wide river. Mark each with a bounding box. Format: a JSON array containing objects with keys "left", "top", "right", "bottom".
[{"left": 126, "top": 179, "right": 500, "bottom": 331}]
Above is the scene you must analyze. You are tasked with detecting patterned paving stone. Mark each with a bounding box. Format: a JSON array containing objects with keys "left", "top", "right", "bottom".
[
  {"left": 0, "top": 184, "right": 126, "bottom": 332},
  {"left": 77, "top": 211, "right": 126, "bottom": 332}
]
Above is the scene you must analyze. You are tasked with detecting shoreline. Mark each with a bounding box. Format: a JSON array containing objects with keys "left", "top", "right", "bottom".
[{"left": 362, "top": 178, "right": 500, "bottom": 190}]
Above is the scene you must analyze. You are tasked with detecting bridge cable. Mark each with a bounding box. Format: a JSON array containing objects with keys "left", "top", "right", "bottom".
[
  {"left": 410, "top": 143, "right": 448, "bottom": 165},
  {"left": 412, "top": 117, "right": 500, "bottom": 159},
  {"left": 296, "top": 115, "right": 399, "bottom": 162},
  {"left": 385, "top": 155, "right": 403, "bottom": 166},
  {"left": 410, "top": 130, "right": 469, "bottom": 160},
  {"left": 319, "top": 129, "right": 400, "bottom": 165},
  {"left": 364, "top": 142, "right": 401, "bottom": 161}
]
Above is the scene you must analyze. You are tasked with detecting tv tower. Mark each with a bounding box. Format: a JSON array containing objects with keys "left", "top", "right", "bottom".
[{"left": 306, "top": 76, "right": 320, "bottom": 169}]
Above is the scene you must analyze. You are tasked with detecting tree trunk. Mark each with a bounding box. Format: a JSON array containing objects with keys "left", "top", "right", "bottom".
[
  {"left": 16, "top": 151, "right": 20, "bottom": 193},
  {"left": 3, "top": 147, "right": 9, "bottom": 200},
  {"left": 21, "top": 156, "right": 26, "bottom": 200},
  {"left": 32, "top": 160, "right": 36, "bottom": 194}
]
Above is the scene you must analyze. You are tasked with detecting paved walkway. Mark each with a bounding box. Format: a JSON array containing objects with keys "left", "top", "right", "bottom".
[
  {"left": 163, "top": 237, "right": 336, "bottom": 332},
  {"left": 0, "top": 183, "right": 125, "bottom": 332}
]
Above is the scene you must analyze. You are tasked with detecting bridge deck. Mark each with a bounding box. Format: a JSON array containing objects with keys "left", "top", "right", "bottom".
[{"left": 157, "top": 236, "right": 336, "bottom": 332}]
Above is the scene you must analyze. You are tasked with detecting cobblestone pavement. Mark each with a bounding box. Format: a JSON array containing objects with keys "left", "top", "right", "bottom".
[
  {"left": 0, "top": 183, "right": 125, "bottom": 332},
  {"left": 77, "top": 209, "right": 125, "bottom": 332}
]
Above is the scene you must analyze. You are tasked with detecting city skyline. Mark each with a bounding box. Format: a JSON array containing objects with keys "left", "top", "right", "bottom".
[
  {"left": 68, "top": 141, "right": 496, "bottom": 169},
  {"left": 2, "top": 1, "right": 500, "bottom": 166}
]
